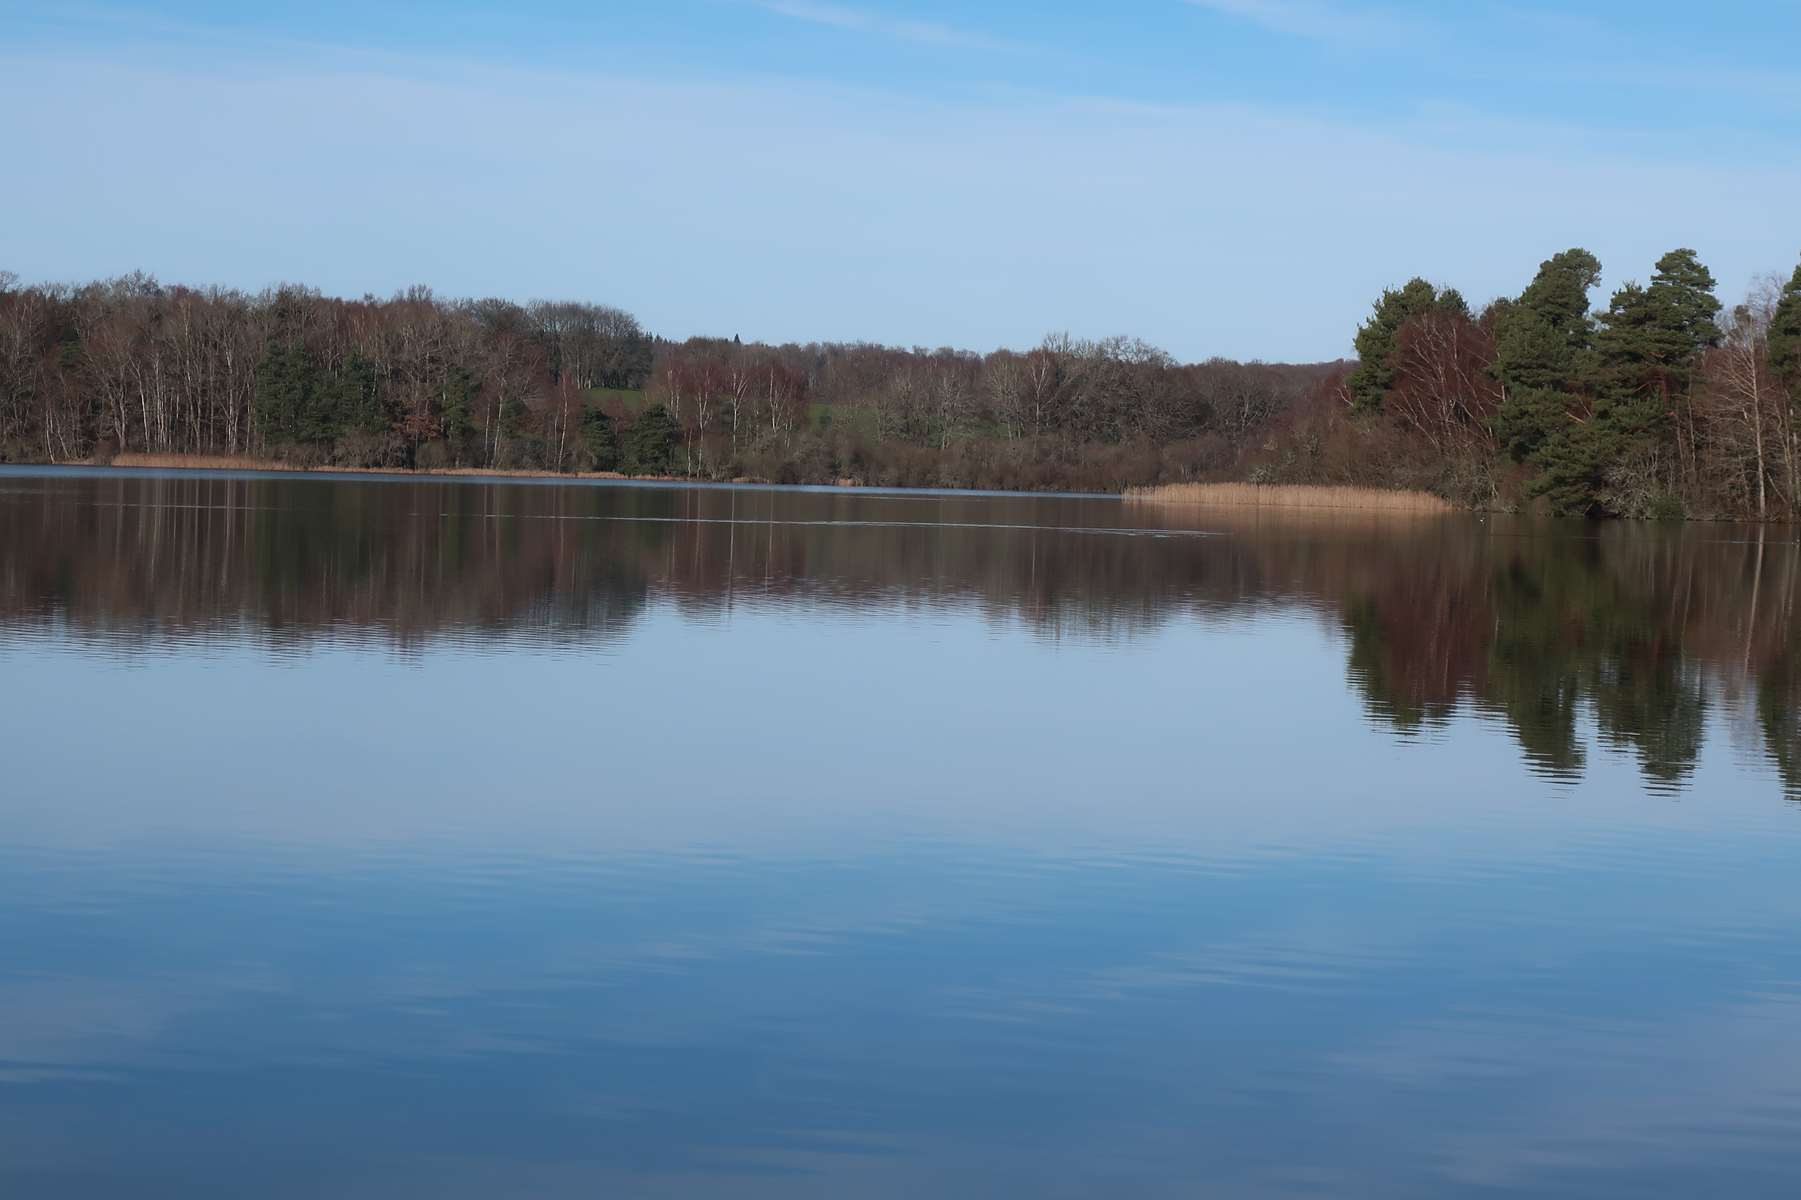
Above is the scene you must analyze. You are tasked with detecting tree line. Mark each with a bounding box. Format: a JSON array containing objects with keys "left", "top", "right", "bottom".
[
  {"left": 0, "top": 270, "right": 1332, "bottom": 493},
  {"left": 0, "top": 273, "right": 657, "bottom": 472},
  {"left": 1337, "top": 248, "right": 1801, "bottom": 517},
  {"left": 5, "top": 252, "right": 1800, "bottom": 515}
]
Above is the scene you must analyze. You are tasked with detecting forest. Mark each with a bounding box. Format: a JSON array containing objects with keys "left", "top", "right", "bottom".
[
  {"left": 1, "top": 248, "right": 1799, "bottom": 516},
  {"left": 1340, "top": 248, "right": 1801, "bottom": 518},
  {"left": 0, "top": 270, "right": 1329, "bottom": 494}
]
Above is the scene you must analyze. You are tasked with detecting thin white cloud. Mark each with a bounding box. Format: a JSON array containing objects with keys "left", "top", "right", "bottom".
[
  {"left": 1183, "top": 0, "right": 1426, "bottom": 47},
  {"left": 751, "top": 1, "right": 1023, "bottom": 52},
  {"left": 4, "top": 33, "right": 1796, "bottom": 364},
  {"left": 1186, "top": 0, "right": 1801, "bottom": 109}
]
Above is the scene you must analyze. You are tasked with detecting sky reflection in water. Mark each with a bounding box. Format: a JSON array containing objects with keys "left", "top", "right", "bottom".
[{"left": 2, "top": 468, "right": 1801, "bottom": 1198}]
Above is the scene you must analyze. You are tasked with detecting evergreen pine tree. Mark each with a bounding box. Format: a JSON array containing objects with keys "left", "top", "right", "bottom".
[
  {"left": 1646, "top": 248, "right": 1722, "bottom": 373},
  {"left": 307, "top": 352, "right": 386, "bottom": 449},
  {"left": 1595, "top": 281, "right": 1667, "bottom": 438},
  {"left": 625, "top": 405, "right": 681, "bottom": 475},
  {"left": 440, "top": 366, "right": 480, "bottom": 464},
  {"left": 1346, "top": 278, "right": 1464, "bottom": 413},
  {"left": 1588, "top": 250, "right": 1720, "bottom": 512},
  {"left": 1769, "top": 261, "right": 1801, "bottom": 391},
  {"left": 335, "top": 354, "right": 387, "bottom": 435},
  {"left": 1492, "top": 249, "right": 1603, "bottom": 511},
  {"left": 253, "top": 342, "right": 325, "bottom": 447},
  {"left": 580, "top": 405, "right": 620, "bottom": 471}
]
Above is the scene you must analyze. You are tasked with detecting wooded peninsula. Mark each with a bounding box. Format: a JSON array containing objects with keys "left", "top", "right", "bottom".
[{"left": 3, "top": 247, "right": 1799, "bottom": 518}]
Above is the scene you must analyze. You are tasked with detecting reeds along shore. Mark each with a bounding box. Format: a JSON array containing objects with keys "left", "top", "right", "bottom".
[
  {"left": 1126, "top": 482, "right": 1456, "bottom": 513},
  {"left": 104, "top": 453, "right": 643, "bottom": 480},
  {"left": 74, "top": 457, "right": 1457, "bottom": 507},
  {"left": 112, "top": 454, "right": 301, "bottom": 471}
]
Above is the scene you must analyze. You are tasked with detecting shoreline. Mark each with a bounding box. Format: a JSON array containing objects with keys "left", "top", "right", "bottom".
[
  {"left": 1, "top": 457, "right": 1116, "bottom": 501},
  {"left": 103, "top": 454, "right": 688, "bottom": 483},
  {"left": 9, "top": 457, "right": 1795, "bottom": 524}
]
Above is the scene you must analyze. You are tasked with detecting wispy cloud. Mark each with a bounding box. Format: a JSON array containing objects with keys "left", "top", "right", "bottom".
[
  {"left": 751, "top": 1, "right": 1023, "bottom": 52},
  {"left": 1185, "top": 0, "right": 1801, "bottom": 114},
  {"left": 1183, "top": 0, "right": 1425, "bottom": 48}
]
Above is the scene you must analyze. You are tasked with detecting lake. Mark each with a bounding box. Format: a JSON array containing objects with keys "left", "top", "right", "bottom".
[{"left": 3, "top": 466, "right": 1801, "bottom": 1198}]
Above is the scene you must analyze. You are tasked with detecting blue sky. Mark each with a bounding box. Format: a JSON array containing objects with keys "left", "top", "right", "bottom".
[{"left": 4, "top": 1, "right": 1799, "bottom": 361}]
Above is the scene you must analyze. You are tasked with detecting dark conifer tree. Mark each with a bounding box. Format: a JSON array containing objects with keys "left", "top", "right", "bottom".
[
  {"left": 1347, "top": 278, "right": 1465, "bottom": 412},
  {"left": 1769, "top": 261, "right": 1801, "bottom": 393},
  {"left": 625, "top": 405, "right": 680, "bottom": 475},
  {"left": 1490, "top": 249, "right": 1606, "bottom": 511},
  {"left": 581, "top": 405, "right": 620, "bottom": 471}
]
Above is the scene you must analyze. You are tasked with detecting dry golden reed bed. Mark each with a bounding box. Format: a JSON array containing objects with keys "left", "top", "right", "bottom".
[
  {"left": 1127, "top": 482, "right": 1455, "bottom": 513},
  {"left": 112, "top": 454, "right": 301, "bottom": 471}
]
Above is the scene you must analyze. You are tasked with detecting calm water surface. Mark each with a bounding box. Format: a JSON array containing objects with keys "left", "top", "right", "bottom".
[{"left": 4, "top": 466, "right": 1801, "bottom": 1197}]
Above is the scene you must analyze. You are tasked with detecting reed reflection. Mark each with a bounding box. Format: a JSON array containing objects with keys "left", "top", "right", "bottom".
[{"left": 2, "top": 468, "right": 1797, "bottom": 795}]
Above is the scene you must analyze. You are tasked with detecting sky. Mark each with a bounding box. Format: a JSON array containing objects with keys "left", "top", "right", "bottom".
[{"left": 3, "top": 1, "right": 1800, "bottom": 362}]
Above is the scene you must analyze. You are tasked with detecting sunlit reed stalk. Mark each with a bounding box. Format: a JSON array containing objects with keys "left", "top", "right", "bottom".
[{"left": 1126, "top": 482, "right": 1455, "bottom": 513}]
